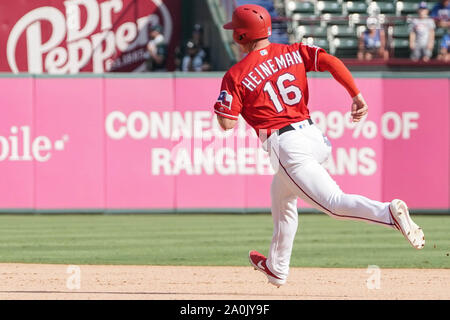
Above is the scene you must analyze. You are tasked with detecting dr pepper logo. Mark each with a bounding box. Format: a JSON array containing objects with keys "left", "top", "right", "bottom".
[{"left": 4, "top": 0, "right": 175, "bottom": 73}]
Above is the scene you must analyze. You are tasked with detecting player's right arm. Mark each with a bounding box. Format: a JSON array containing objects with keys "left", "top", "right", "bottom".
[{"left": 214, "top": 72, "right": 243, "bottom": 130}]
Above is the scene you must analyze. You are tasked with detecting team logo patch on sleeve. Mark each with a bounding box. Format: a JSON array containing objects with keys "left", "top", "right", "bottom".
[{"left": 217, "top": 90, "right": 233, "bottom": 110}]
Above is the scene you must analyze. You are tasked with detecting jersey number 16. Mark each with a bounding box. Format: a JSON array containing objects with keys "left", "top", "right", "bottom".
[{"left": 263, "top": 73, "right": 302, "bottom": 113}]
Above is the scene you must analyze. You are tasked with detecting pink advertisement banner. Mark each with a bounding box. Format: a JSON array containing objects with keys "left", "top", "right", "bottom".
[{"left": 0, "top": 74, "right": 448, "bottom": 212}]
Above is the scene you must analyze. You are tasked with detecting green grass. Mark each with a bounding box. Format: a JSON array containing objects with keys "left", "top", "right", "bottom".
[{"left": 0, "top": 214, "right": 448, "bottom": 268}]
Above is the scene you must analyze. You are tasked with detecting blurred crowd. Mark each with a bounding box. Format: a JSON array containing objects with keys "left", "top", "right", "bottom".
[
  {"left": 144, "top": 23, "right": 211, "bottom": 72},
  {"left": 357, "top": 0, "right": 449, "bottom": 62},
  {"left": 142, "top": 0, "right": 449, "bottom": 72},
  {"left": 176, "top": 24, "right": 211, "bottom": 72}
]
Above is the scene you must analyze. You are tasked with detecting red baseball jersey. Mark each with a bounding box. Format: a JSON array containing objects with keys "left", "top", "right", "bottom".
[{"left": 214, "top": 42, "right": 325, "bottom": 136}]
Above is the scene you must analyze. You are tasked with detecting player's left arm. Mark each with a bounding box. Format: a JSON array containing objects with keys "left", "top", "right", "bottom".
[{"left": 316, "top": 52, "right": 368, "bottom": 123}]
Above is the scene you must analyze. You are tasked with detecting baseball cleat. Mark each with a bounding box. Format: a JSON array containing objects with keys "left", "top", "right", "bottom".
[
  {"left": 389, "top": 199, "right": 425, "bottom": 250},
  {"left": 248, "top": 250, "right": 285, "bottom": 287}
]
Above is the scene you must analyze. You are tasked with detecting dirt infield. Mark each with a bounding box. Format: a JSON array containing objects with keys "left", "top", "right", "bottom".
[{"left": 0, "top": 263, "right": 448, "bottom": 300}]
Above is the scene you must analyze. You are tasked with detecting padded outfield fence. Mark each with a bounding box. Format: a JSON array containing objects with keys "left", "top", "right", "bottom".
[{"left": 0, "top": 72, "right": 449, "bottom": 214}]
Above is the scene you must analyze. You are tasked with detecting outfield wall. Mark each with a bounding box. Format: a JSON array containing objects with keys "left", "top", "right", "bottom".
[{"left": 0, "top": 72, "right": 449, "bottom": 213}]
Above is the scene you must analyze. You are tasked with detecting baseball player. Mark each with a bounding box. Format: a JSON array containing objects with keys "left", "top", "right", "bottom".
[{"left": 214, "top": 4, "right": 425, "bottom": 287}]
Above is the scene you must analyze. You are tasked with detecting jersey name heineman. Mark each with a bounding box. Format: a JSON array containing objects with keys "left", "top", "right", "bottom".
[{"left": 241, "top": 50, "right": 303, "bottom": 91}]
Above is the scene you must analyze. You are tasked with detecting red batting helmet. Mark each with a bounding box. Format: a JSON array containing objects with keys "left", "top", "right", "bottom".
[{"left": 223, "top": 4, "right": 272, "bottom": 45}]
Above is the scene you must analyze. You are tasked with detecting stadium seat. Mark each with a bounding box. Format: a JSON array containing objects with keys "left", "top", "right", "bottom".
[
  {"left": 288, "top": 1, "right": 315, "bottom": 14},
  {"left": 302, "top": 37, "right": 330, "bottom": 51},
  {"left": 392, "top": 25, "right": 411, "bottom": 38},
  {"left": 297, "top": 25, "right": 328, "bottom": 38},
  {"left": 291, "top": 12, "right": 321, "bottom": 20},
  {"left": 317, "top": 1, "right": 343, "bottom": 14},
  {"left": 405, "top": 14, "right": 419, "bottom": 21},
  {"left": 366, "top": 2, "right": 381, "bottom": 15},
  {"left": 349, "top": 13, "right": 365, "bottom": 26},
  {"left": 399, "top": 0, "right": 431, "bottom": 2},
  {"left": 345, "top": 2, "right": 368, "bottom": 14},
  {"left": 328, "top": 25, "right": 357, "bottom": 38},
  {"left": 391, "top": 38, "right": 410, "bottom": 57},
  {"left": 374, "top": 2, "right": 396, "bottom": 14},
  {"left": 322, "top": 13, "right": 349, "bottom": 25},
  {"left": 396, "top": 1, "right": 433, "bottom": 15},
  {"left": 292, "top": 13, "right": 322, "bottom": 26},
  {"left": 332, "top": 37, "right": 358, "bottom": 57},
  {"left": 382, "top": 14, "right": 407, "bottom": 26}
]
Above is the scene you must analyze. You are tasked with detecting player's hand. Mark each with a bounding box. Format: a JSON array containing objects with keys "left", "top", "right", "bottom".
[{"left": 351, "top": 93, "right": 368, "bottom": 123}]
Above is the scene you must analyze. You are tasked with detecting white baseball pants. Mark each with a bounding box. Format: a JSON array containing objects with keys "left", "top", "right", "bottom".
[{"left": 264, "top": 120, "right": 397, "bottom": 281}]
